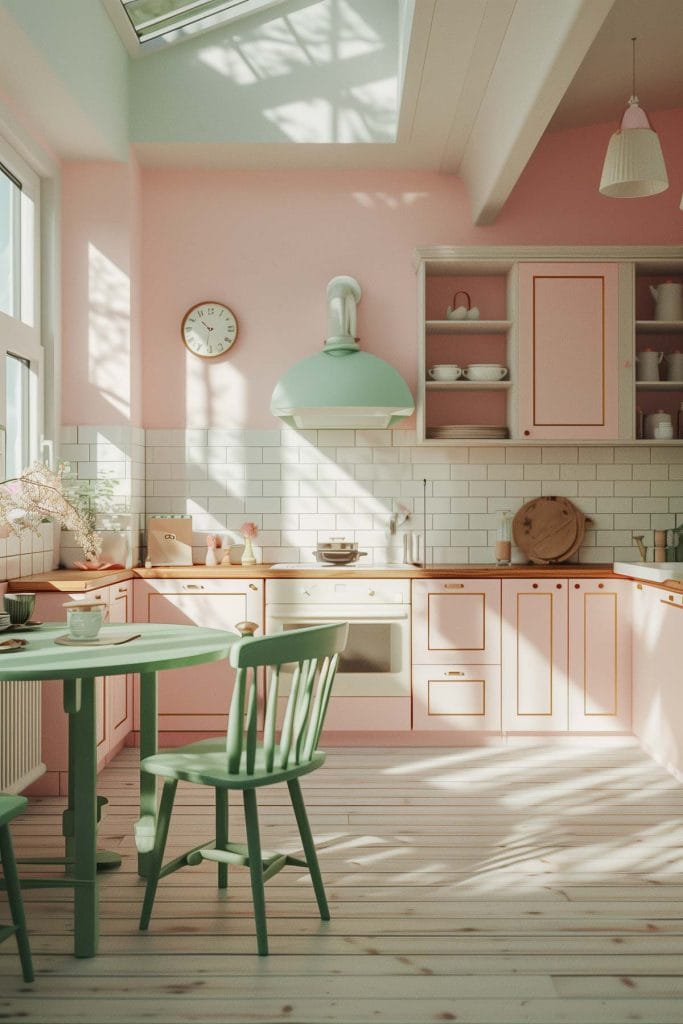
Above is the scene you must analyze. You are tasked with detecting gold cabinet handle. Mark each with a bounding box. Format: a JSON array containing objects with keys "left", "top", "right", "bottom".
[
  {"left": 183, "top": 583, "right": 205, "bottom": 591},
  {"left": 446, "top": 670, "right": 465, "bottom": 676},
  {"left": 249, "top": 583, "right": 258, "bottom": 591},
  {"left": 444, "top": 583, "right": 464, "bottom": 590}
]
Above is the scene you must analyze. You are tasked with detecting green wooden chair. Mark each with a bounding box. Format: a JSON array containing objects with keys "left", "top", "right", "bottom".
[
  {"left": 0, "top": 794, "right": 34, "bottom": 982},
  {"left": 139, "top": 621, "right": 348, "bottom": 955}
]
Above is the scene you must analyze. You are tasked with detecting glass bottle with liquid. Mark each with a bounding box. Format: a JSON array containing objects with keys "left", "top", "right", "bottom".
[{"left": 495, "top": 509, "right": 512, "bottom": 566}]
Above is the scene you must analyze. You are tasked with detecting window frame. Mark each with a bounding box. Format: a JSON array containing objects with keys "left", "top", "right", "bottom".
[{"left": 0, "top": 134, "right": 43, "bottom": 481}]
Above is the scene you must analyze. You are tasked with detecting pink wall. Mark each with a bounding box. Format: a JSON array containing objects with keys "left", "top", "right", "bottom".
[
  {"left": 65, "top": 109, "right": 683, "bottom": 429},
  {"left": 61, "top": 156, "right": 143, "bottom": 425}
]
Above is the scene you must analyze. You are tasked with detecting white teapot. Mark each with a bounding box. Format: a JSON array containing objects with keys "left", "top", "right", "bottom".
[
  {"left": 650, "top": 282, "right": 683, "bottom": 322},
  {"left": 446, "top": 290, "right": 480, "bottom": 321}
]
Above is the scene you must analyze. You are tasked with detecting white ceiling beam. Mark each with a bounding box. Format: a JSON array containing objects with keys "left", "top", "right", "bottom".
[{"left": 459, "top": 0, "right": 616, "bottom": 226}]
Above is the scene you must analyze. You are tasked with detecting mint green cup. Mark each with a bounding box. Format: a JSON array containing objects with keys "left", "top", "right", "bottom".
[{"left": 3, "top": 593, "right": 36, "bottom": 625}]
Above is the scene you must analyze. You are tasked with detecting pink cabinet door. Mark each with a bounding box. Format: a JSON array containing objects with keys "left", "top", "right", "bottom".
[
  {"left": 412, "top": 580, "right": 501, "bottom": 664},
  {"left": 413, "top": 664, "right": 501, "bottom": 732},
  {"left": 133, "top": 579, "right": 263, "bottom": 736},
  {"left": 502, "top": 579, "right": 568, "bottom": 731},
  {"left": 106, "top": 582, "right": 133, "bottom": 752},
  {"left": 633, "top": 584, "right": 683, "bottom": 777},
  {"left": 568, "top": 580, "right": 631, "bottom": 732},
  {"left": 517, "top": 263, "right": 620, "bottom": 440}
]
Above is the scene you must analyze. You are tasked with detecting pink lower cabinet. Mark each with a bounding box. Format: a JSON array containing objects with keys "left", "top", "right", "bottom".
[
  {"left": 30, "top": 582, "right": 134, "bottom": 796},
  {"left": 133, "top": 578, "right": 263, "bottom": 741},
  {"left": 633, "top": 583, "right": 683, "bottom": 776},
  {"left": 412, "top": 580, "right": 501, "bottom": 731},
  {"left": 107, "top": 583, "right": 135, "bottom": 750},
  {"left": 502, "top": 579, "right": 568, "bottom": 731},
  {"left": 568, "top": 580, "right": 631, "bottom": 732}
]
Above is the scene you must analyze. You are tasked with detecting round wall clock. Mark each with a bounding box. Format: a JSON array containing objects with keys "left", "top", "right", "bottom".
[{"left": 181, "top": 301, "right": 238, "bottom": 358}]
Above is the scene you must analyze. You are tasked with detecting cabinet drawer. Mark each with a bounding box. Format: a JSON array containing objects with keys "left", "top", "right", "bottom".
[
  {"left": 413, "top": 664, "right": 501, "bottom": 731},
  {"left": 412, "top": 580, "right": 501, "bottom": 664}
]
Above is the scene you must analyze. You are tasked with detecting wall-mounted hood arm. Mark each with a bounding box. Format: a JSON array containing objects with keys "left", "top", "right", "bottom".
[{"left": 270, "top": 276, "right": 414, "bottom": 430}]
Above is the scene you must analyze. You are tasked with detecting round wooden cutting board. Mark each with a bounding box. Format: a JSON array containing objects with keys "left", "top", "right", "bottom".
[{"left": 512, "top": 496, "right": 587, "bottom": 564}]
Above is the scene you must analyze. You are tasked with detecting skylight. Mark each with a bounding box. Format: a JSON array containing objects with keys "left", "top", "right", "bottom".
[{"left": 107, "top": 0, "right": 286, "bottom": 52}]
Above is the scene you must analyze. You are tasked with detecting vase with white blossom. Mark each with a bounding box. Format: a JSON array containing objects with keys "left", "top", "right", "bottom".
[{"left": 239, "top": 521, "right": 258, "bottom": 566}]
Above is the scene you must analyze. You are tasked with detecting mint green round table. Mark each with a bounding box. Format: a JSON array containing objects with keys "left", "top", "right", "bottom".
[{"left": 0, "top": 622, "right": 238, "bottom": 958}]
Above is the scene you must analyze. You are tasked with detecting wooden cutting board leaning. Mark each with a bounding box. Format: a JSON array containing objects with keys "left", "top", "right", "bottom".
[{"left": 512, "top": 496, "right": 590, "bottom": 564}]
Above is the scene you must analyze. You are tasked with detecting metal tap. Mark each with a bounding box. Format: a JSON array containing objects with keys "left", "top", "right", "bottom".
[
  {"left": 388, "top": 504, "right": 410, "bottom": 535},
  {"left": 633, "top": 535, "right": 648, "bottom": 562}
]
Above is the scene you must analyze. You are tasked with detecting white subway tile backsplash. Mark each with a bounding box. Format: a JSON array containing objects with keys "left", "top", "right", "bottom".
[{"left": 46, "top": 426, "right": 683, "bottom": 572}]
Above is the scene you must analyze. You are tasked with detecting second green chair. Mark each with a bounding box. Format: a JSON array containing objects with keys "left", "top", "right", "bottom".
[
  {"left": 139, "top": 621, "right": 348, "bottom": 955},
  {"left": 0, "top": 793, "right": 34, "bottom": 982}
]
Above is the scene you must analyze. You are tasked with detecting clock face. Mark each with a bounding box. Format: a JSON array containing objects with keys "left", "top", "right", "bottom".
[{"left": 181, "top": 301, "right": 238, "bottom": 358}]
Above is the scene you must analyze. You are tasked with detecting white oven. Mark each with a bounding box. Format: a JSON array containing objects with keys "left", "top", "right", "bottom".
[{"left": 265, "top": 578, "right": 410, "bottom": 697}]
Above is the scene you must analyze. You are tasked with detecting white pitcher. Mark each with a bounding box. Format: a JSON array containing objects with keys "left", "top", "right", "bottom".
[
  {"left": 635, "top": 349, "right": 663, "bottom": 381},
  {"left": 650, "top": 282, "right": 683, "bottom": 322}
]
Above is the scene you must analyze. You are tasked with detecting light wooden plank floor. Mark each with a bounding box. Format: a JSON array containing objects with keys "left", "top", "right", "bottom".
[{"left": 2, "top": 741, "right": 683, "bottom": 1023}]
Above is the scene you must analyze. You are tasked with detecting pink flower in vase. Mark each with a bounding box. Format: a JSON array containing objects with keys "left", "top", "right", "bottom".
[{"left": 239, "top": 522, "right": 258, "bottom": 565}]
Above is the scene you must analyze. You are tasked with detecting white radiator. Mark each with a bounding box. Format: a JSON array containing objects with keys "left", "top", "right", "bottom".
[{"left": 0, "top": 680, "right": 45, "bottom": 793}]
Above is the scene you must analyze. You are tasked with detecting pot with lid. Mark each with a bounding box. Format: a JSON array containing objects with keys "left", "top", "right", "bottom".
[{"left": 314, "top": 537, "right": 367, "bottom": 565}]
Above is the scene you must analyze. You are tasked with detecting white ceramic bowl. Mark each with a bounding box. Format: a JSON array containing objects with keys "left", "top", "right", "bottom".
[
  {"left": 463, "top": 364, "right": 507, "bottom": 382},
  {"left": 428, "top": 364, "right": 462, "bottom": 381}
]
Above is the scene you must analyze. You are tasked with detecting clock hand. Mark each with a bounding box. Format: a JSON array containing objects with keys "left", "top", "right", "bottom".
[{"left": 200, "top": 320, "right": 214, "bottom": 332}]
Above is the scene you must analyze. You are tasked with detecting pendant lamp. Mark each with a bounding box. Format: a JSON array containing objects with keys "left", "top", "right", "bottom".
[{"left": 599, "top": 37, "right": 668, "bottom": 198}]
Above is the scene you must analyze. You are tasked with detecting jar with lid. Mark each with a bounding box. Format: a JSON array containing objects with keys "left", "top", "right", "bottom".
[{"left": 495, "top": 509, "right": 512, "bottom": 566}]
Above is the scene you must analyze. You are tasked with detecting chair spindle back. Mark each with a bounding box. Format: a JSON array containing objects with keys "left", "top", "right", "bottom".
[{"left": 226, "top": 622, "right": 348, "bottom": 775}]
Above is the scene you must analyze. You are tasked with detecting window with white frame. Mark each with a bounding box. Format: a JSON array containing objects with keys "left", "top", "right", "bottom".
[{"left": 0, "top": 136, "right": 43, "bottom": 480}]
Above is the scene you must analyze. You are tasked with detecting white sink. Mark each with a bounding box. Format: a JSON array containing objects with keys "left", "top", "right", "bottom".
[{"left": 613, "top": 561, "right": 683, "bottom": 583}]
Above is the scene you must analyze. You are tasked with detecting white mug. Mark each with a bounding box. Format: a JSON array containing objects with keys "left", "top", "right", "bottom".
[
  {"left": 428, "top": 364, "right": 462, "bottom": 381},
  {"left": 64, "top": 601, "right": 108, "bottom": 640}
]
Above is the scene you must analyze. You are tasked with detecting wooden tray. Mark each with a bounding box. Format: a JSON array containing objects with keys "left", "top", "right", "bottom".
[{"left": 513, "top": 497, "right": 588, "bottom": 564}]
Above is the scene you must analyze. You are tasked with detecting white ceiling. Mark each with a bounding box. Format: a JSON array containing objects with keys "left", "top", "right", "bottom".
[{"left": 0, "top": 0, "right": 681, "bottom": 224}]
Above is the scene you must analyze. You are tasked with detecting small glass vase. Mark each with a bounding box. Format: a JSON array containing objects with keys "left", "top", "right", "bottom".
[
  {"left": 495, "top": 509, "right": 512, "bottom": 566},
  {"left": 241, "top": 535, "right": 257, "bottom": 566}
]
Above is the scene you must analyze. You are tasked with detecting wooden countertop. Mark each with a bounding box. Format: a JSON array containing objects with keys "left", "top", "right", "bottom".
[{"left": 8, "top": 562, "right": 618, "bottom": 591}]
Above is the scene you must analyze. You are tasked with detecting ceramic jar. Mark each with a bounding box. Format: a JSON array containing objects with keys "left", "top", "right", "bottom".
[
  {"left": 645, "top": 410, "right": 673, "bottom": 440},
  {"left": 665, "top": 351, "right": 683, "bottom": 381},
  {"left": 636, "top": 349, "right": 664, "bottom": 382}
]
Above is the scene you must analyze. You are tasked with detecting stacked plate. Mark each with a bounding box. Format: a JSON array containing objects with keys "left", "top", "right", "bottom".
[
  {"left": 512, "top": 496, "right": 588, "bottom": 564},
  {"left": 427, "top": 424, "right": 509, "bottom": 440}
]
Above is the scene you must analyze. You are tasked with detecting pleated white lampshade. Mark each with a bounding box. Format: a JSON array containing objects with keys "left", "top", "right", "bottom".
[{"left": 599, "top": 97, "right": 669, "bottom": 198}]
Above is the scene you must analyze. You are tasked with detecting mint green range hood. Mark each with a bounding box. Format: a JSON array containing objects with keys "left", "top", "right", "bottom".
[{"left": 270, "top": 276, "right": 414, "bottom": 430}]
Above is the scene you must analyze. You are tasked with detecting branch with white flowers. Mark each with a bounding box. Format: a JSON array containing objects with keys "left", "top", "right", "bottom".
[{"left": 0, "top": 462, "right": 101, "bottom": 561}]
